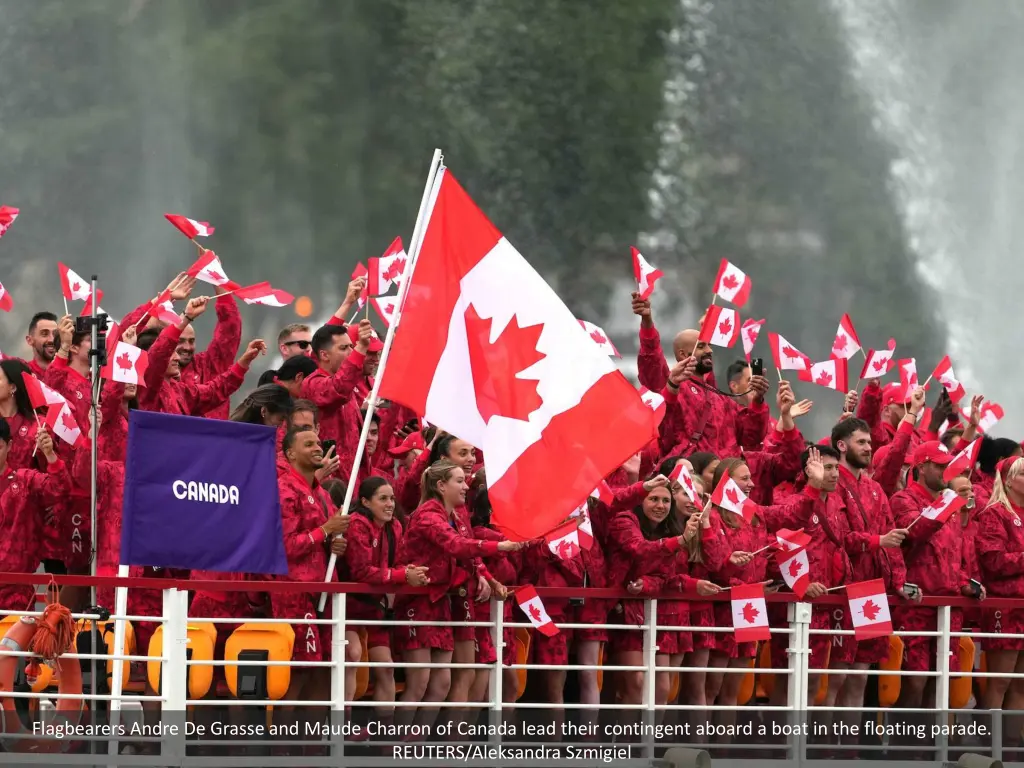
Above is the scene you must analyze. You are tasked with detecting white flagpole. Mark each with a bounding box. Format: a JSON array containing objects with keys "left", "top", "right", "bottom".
[
  {"left": 317, "top": 149, "right": 444, "bottom": 611},
  {"left": 107, "top": 564, "right": 131, "bottom": 763}
]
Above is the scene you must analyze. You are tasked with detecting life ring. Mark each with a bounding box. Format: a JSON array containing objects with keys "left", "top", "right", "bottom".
[{"left": 0, "top": 617, "right": 86, "bottom": 753}]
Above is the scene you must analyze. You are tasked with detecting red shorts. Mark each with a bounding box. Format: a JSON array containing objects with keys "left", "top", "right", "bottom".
[
  {"left": 690, "top": 603, "right": 717, "bottom": 651},
  {"left": 823, "top": 605, "right": 888, "bottom": 666},
  {"left": 769, "top": 609, "right": 832, "bottom": 672},
  {"left": 349, "top": 600, "right": 392, "bottom": 651},
  {"left": 576, "top": 599, "right": 611, "bottom": 643},
  {"left": 896, "top": 607, "right": 962, "bottom": 672},
  {"left": 476, "top": 626, "right": 516, "bottom": 665},
  {"left": 394, "top": 595, "right": 453, "bottom": 653},
  {"left": 533, "top": 627, "right": 573, "bottom": 665},
  {"left": 451, "top": 593, "right": 475, "bottom": 644},
  {"left": 983, "top": 607, "right": 1024, "bottom": 652},
  {"left": 271, "top": 592, "right": 331, "bottom": 662},
  {"left": 609, "top": 604, "right": 692, "bottom": 656}
]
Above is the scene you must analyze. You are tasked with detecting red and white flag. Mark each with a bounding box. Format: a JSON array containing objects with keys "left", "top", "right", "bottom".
[
  {"left": 730, "top": 583, "right": 770, "bottom": 642},
  {"left": 578, "top": 320, "right": 620, "bottom": 357},
  {"left": 898, "top": 358, "right": 921, "bottom": 398},
  {"left": 698, "top": 305, "right": 740, "bottom": 348},
  {"left": 830, "top": 314, "right": 861, "bottom": 360},
  {"left": 377, "top": 171, "right": 656, "bottom": 542},
  {"left": 237, "top": 282, "right": 294, "bottom": 308},
  {"left": 567, "top": 503, "right": 595, "bottom": 550},
  {"left": 101, "top": 342, "right": 149, "bottom": 386},
  {"left": 164, "top": 213, "right": 214, "bottom": 239},
  {"left": 631, "top": 247, "right": 663, "bottom": 300},
  {"left": 545, "top": 520, "right": 582, "bottom": 561},
  {"left": 919, "top": 488, "right": 966, "bottom": 525},
  {"left": 713, "top": 259, "right": 752, "bottom": 306},
  {"left": 23, "top": 375, "right": 67, "bottom": 411},
  {"left": 775, "top": 528, "right": 811, "bottom": 553},
  {"left": 148, "top": 290, "right": 180, "bottom": 325},
  {"left": 44, "top": 402, "right": 81, "bottom": 447},
  {"left": 767, "top": 332, "right": 811, "bottom": 372},
  {"left": 186, "top": 250, "right": 240, "bottom": 291},
  {"left": 0, "top": 281, "right": 13, "bottom": 313},
  {"left": 81, "top": 293, "right": 105, "bottom": 318},
  {"left": 516, "top": 585, "right": 559, "bottom": 637},
  {"left": 798, "top": 358, "right": 848, "bottom": 391},
  {"left": 931, "top": 355, "right": 966, "bottom": 404},
  {"left": 668, "top": 461, "right": 699, "bottom": 504},
  {"left": 58, "top": 263, "right": 96, "bottom": 303},
  {"left": 351, "top": 263, "right": 369, "bottom": 310},
  {"left": 371, "top": 296, "right": 398, "bottom": 327},
  {"left": 962, "top": 401, "right": 1004, "bottom": 434},
  {"left": 367, "top": 237, "right": 408, "bottom": 296},
  {"left": 741, "top": 318, "right": 765, "bottom": 362},
  {"left": 638, "top": 386, "right": 666, "bottom": 428},
  {"left": 711, "top": 473, "right": 757, "bottom": 523},
  {"left": 859, "top": 339, "right": 897, "bottom": 380},
  {"left": 0, "top": 206, "right": 19, "bottom": 240},
  {"left": 847, "top": 579, "right": 892, "bottom": 640},
  {"left": 777, "top": 548, "right": 811, "bottom": 598},
  {"left": 944, "top": 438, "right": 981, "bottom": 482}
]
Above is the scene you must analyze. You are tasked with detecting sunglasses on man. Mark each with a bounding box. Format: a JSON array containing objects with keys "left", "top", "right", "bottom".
[{"left": 284, "top": 340, "right": 311, "bottom": 350}]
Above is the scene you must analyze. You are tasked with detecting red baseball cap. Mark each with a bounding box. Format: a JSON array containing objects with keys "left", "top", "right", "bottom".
[
  {"left": 881, "top": 382, "right": 907, "bottom": 408},
  {"left": 388, "top": 431, "right": 425, "bottom": 457},
  {"left": 347, "top": 323, "right": 384, "bottom": 353},
  {"left": 909, "top": 440, "right": 952, "bottom": 468}
]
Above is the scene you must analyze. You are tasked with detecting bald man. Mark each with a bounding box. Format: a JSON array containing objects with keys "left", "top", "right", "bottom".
[{"left": 632, "top": 291, "right": 770, "bottom": 458}]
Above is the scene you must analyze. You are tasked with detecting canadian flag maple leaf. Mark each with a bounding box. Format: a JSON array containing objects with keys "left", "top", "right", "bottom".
[
  {"left": 61, "top": 409, "right": 78, "bottom": 433},
  {"left": 557, "top": 539, "right": 579, "bottom": 560},
  {"left": 71, "top": 281, "right": 81, "bottom": 293},
  {"left": 590, "top": 329, "right": 607, "bottom": 345},
  {"left": 116, "top": 351, "right": 135, "bottom": 372},
  {"left": 815, "top": 371, "right": 833, "bottom": 387},
  {"left": 860, "top": 599, "right": 881, "bottom": 622},
  {"left": 721, "top": 274, "right": 739, "bottom": 291},
  {"left": 742, "top": 602, "right": 759, "bottom": 624},
  {"left": 718, "top": 317, "right": 732, "bottom": 336},
  {"left": 464, "top": 304, "right": 546, "bottom": 424},
  {"left": 383, "top": 257, "right": 406, "bottom": 283},
  {"left": 782, "top": 345, "right": 800, "bottom": 360},
  {"left": 872, "top": 359, "right": 885, "bottom": 372},
  {"left": 206, "top": 270, "right": 224, "bottom": 283},
  {"left": 832, "top": 333, "right": 847, "bottom": 354},
  {"left": 788, "top": 559, "right": 804, "bottom": 577},
  {"left": 725, "top": 487, "right": 739, "bottom": 505},
  {"left": 528, "top": 604, "right": 543, "bottom": 623}
]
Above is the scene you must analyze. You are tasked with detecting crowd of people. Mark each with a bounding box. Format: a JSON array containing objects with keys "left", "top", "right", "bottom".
[{"left": 1, "top": 268, "right": 1023, "bottom": 750}]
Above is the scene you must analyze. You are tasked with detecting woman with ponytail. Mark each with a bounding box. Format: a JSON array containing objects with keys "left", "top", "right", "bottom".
[
  {"left": 393, "top": 460, "right": 522, "bottom": 731},
  {"left": 229, "top": 383, "right": 294, "bottom": 426},
  {"left": 975, "top": 456, "right": 1024, "bottom": 723}
]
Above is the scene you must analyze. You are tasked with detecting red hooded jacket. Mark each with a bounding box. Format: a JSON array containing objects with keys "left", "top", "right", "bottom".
[{"left": 891, "top": 480, "right": 970, "bottom": 597}]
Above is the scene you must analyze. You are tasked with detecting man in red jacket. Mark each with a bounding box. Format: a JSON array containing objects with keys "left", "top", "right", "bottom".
[
  {"left": 300, "top": 320, "right": 372, "bottom": 451},
  {"left": 22, "top": 311, "right": 58, "bottom": 377},
  {"left": 175, "top": 285, "right": 242, "bottom": 419}
]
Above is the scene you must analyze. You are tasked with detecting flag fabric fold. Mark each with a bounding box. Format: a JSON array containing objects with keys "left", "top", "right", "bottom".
[
  {"left": 631, "top": 247, "right": 663, "bottom": 300},
  {"left": 165, "top": 213, "right": 214, "bottom": 239},
  {"left": 741, "top": 318, "right": 765, "bottom": 362}
]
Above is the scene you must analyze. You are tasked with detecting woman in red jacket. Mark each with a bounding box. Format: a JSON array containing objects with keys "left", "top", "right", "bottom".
[
  {"left": 344, "top": 476, "right": 428, "bottom": 727},
  {"left": 974, "top": 456, "right": 1024, "bottom": 720},
  {"left": 393, "top": 460, "right": 521, "bottom": 731},
  {"left": 0, "top": 359, "right": 42, "bottom": 472},
  {"left": 606, "top": 477, "right": 719, "bottom": 711}
]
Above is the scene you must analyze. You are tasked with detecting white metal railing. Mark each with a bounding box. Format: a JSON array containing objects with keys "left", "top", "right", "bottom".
[{"left": 0, "top": 576, "right": 1016, "bottom": 766}]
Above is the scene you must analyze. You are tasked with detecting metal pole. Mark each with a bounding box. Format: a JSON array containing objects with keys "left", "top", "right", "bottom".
[{"left": 89, "top": 274, "right": 100, "bottom": 755}]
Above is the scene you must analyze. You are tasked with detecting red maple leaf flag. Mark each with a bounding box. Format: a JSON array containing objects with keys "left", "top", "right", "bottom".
[
  {"left": 544, "top": 520, "right": 582, "bottom": 561},
  {"left": 898, "top": 358, "right": 921, "bottom": 399},
  {"left": 798, "top": 358, "right": 849, "bottom": 392},
  {"left": 713, "top": 258, "right": 752, "bottom": 306},
  {"left": 740, "top": 318, "right": 765, "bottom": 362},
  {"left": 963, "top": 401, "right": 1004, "bottom": 434},
  {"left": 710, "top": 473, "right": 756, "bottom": 523},
  {"left": 367, "top": 237, "right": 408, "bottom": 296},
  {"left": 847, "top": 578, "right": 892, "bottom": 640},
  {"left": 351, "top": 263, "right": 369, "bottom": 310},
  {"left": 730, "top": 583, "right": 770, "bottom": 642},
  {"left": 237, "top": 282, "right": 295, "bottom": 308},
  {"left": 859, "top": 339, "right": 897, "bottom": 380},
  {"left": 776, "top": 547, "right": 811, "bottom": 598},
  {"left": 775, "top": 528, "right": 811, "bottom": 553},
  {"left": 44, "top": 401, "right": 81, "bottom": 447},
  {"left": 931, "top": 355, "right": 967, "bottom": 404},
  {"left": 23, "top": 374, "right": 67, "bottom": 411},
  {"left": 631, "top": 246, "right": 664, "bottom": 300},
  {"left": 567, "top": 499, "right": 595, "bottom": 551},
  {"left": 578, "top": 320, "right": 620, "bottom": 358},
  {"left": 944, "top": 438, "right": 981, "bottom": 482},
  {"left": 698, "top": 305, "right": 741, "bottom": 349},
  {"left": 638, "top": 386, "right": 667, "bottom": 430},
  {"left": 186, "top": 250, "right": 240, "bottom": 291},
  {"left": 516, "top": 585, "right": 559, "bottom": 637},
  {"left": 377, "top": 170, "right": 656, "bottom": 541},
  {"left": 58, "top": 262, "right": 96, "bottom": 302},
  {"left": 767, "top": 332, "right": 811, "bottom": 372},
  {"left": 830, "top": 314, "right": 862, "bottom": 360},
  {"left": 0, "top": 280, "right": 13, "bottom": 313},
  {"left": 668, "top": 461, "right": 699, "bottom": 504},
  {"left": 919, "top": 488, "right": 966, "bottom": 525},
  {"left": 0, "top": 206, "right": 19, "bottom": 240},
  {"left": 101, "top": 341, "right": 149, "bottom": 386},
  {"left": 164, "top": 213, "right": 214, "bottom": 239},
  {"left": 371, "top": 296, "right": 398, "bottom": 328},
  {"left": 147, "top": 290, "right": 180, "bottom": 325}
]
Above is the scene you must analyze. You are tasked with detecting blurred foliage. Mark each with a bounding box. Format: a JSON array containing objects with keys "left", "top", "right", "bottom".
[{"left": 0, "top": 0, "right": 943, "bottom": 391}]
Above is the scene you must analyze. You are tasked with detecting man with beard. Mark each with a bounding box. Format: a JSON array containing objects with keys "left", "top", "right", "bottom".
[
  {"left": 632, "top": 295, "right": 769, "bottom": 458},
  {"left": 174, "top": 284, "right": 242, "bottom": 419},
  {"left": 23, "top": 311, "right": 58, "bottom": 377}
]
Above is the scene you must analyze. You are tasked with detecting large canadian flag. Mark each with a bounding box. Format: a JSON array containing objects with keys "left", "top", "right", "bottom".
[{"left": 377, "top": 171, "right": 656, "bottom": 541}]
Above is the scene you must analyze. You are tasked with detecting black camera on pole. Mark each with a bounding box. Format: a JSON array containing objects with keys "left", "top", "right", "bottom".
[{"left": 75, "top": 313, "right": 110, "bottom": 367}]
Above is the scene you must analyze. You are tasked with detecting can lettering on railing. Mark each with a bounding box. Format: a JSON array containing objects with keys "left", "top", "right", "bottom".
[
  {"left": 71, "top": 513, "right": 83, "bottom": 553},
  {"left": 171, "top": 480, "right": 240, "bottom": 505},
  {"left": 303, "top": 612, "right": 317, "bottom": 655}
]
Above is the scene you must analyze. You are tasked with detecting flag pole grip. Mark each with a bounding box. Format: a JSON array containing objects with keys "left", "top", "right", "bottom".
[{"left": 317, "top": 149, "right": 444, "bottom": 613}]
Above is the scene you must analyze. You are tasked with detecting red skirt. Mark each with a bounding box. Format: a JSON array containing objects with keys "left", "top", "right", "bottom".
[
  {"left": 270, "top": 592, "right": 331, "bottom": 662},
  {"left": 394, "top": 594, "right": 453, "bottom": 653},
  {"left": 982, "top": 607, "right": 1024, "bottom": 652}
]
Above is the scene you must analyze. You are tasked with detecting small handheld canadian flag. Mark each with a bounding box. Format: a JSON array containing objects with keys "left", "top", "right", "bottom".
[
  {"left": 165, "top": 213, "right": 214, "bottom": 239},
  {"left": 351, "top": 263, "right": 369, "bottom": 310},
  {"left": 777, "top": 547, "right": 810, "bottom": 599},
  {"left": 236, "top": 282, "right": 295, "bottom": 308},
  {"left": 898, "top": 358, "right": 921, "bottom": 398},
  {"left": 145, "top": 290, "right": 180, "bottom": 326},
  {"left": 730, "top": 583, "right": 770, "bottom": 642},
  {"left": 545, "top": 520, "right": 583, "bottom": 561},
  {"left": 371, "top": 296, "right": 398, "bottom": 327},
  {"left": 798, "top": 359, "right": 848, "bottom": 392},
  {"left": 830, "top": 314, "right": 862, "bottom": 360},
  {"left": 367, "top": 237, "right": 408, "bottom": 296},
  {"left": 910, "top": 488, "right": 966, "bottom": 527},
  {"left": 767, "top": 332, "right": 811, "bottom": 373},
  {"left": 710, "top": 474, "right": 757, "bottom": 523},
  {"left": 971, "top": 401, "right": 1004, "bottom": 434},
  {"left": 698, "top": 305, "right": 740, "bottom": 348},
  {"left": 741, "top": 318, "right": 765, "bottom": 362},
  {"left": 631, "top": 247, "right": 664, "bottom": 300},
  {"left": 101, "top": 342, "right": 149, "bottom": 386},
  {"left": 516, "top": 585, "right": 559, "bottom": 637},
  {"left": 23, "top": 375, "right": 67, "bottom": 411},
  {"left": 638, "top": 386, "right": 666, "bottom": 428},
  {"left": 859, "top": 339, "right": 897, "bottom": 380},
  {"left": 0, "top": 280, "right": 13, "bottom": 313},
  {"left": 847, "top": 579, "right": 892, "bottom": 640},
  {"left": 186, "top": 250, "right": 240, "bottom": 291},
  {"left": 0, "top": 206, "right": 19, "bottom": 240},
  {"left": 668, "top": 461, "right": 699, "bottom": 504},
  {"left": 712, "top": 259, "right": 752, "bottom": 306},
  {"left": 930, "top": 355, "right": 966, "bottom": 404},
  {"left": 775, "top": 528, "right": 811, "bottom": 553},
  {"left": 579, "top": 320, "right": 620, "bottom": 357},
  {"left": 58, "top": 263, "right": 96, "bottom": 303},
  {"left": 943, "top": 438, "right": 981, "bottom": 482},
  {"left": 45, "top": 402, "right": 81, "bottom": 447}
]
